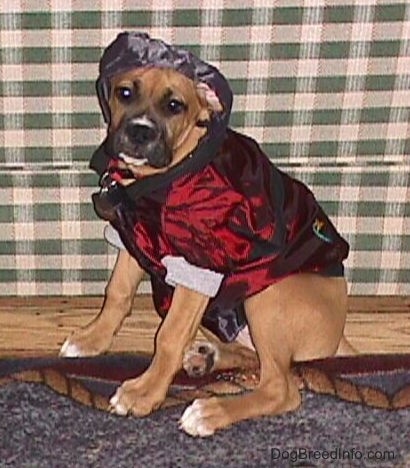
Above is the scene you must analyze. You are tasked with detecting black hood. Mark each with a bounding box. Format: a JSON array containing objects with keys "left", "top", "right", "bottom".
[{"left": 90, "top": 31, "right": 233, "bottom": 192}]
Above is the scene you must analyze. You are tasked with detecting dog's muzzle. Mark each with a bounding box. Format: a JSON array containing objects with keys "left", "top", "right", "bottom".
[{"left": 112, "top": 115, "right": 172, "bottom": 168}]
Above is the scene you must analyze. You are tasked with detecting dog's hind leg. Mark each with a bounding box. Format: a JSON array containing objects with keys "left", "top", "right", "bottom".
[
  {"left": 182, "top": 329, "right": 258, "bottom": 377},
  {"left": 180, "top": 274, "right": 348, "bottom": 437},
  {"left": 60, "top": 250, "right": 144, "bottom": 357},
  {"left": 180, "top": 282, "right": 301, "bottom": 437}
]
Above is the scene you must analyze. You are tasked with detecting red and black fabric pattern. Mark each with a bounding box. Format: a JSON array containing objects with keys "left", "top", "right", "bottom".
[{"left": 105, "top": 130, "right": 349, "bottom": 342}]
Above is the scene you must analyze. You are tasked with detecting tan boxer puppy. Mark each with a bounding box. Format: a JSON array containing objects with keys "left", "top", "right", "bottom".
[
  {"left": 60, "top": 66, "right": 355, "bottom": 437},
  {"left": 105, "top": 67, "right": 220, "bottom": 178}
]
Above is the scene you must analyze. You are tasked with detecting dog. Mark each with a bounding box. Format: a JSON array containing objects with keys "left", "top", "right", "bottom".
[{"left": 60, "top": 33, "right": 355, "bottom": 437}]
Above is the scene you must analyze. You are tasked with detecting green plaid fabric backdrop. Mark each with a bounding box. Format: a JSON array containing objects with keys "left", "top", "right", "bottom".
[{"left": 0, "top": 1, "right": 409, "bottom": 296}]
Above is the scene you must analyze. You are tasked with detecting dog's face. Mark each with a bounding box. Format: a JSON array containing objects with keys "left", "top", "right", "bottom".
[{"left": 106, "top": 67, "right": 222, "bottom": 176}]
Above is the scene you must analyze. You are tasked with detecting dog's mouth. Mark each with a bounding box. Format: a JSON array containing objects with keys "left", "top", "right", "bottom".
[
  {"left": 117, "top": 151, "right": 149, "bottom": 167},
  {"left": 109, "top": 117, "right": 173, "bottom": 170},
  {"left": 115, "top": 145, "right": 171, "bottom": 170}
]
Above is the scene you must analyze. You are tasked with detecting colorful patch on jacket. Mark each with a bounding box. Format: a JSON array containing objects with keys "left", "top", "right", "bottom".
[{"left": 312, "top": 218, "right": 333, "bottom": 244}]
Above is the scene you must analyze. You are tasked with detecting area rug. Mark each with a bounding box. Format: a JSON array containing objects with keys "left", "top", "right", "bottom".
[{"left": 0, "top": 354, "right": 409, "bottom": 467}]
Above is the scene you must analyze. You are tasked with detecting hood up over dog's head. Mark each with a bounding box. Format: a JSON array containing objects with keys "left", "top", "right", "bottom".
[{"left": 90, "top": 32, "right": 233, "bottom": 185}]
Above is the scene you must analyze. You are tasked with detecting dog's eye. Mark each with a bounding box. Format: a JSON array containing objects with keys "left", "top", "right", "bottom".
[
  {"left": 167, "top": 99, "right": 186, "bottom": 115},
  {"left": 116, "top": 86, "right": 134, "bottom": 104}
]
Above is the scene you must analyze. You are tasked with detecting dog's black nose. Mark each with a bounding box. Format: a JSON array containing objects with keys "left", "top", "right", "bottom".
[{"left": 126, "top": 120, "right": 157, "bottom": 145}]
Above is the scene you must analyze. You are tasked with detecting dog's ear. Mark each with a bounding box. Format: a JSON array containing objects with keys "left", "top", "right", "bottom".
[{"left": 196, "top": 82, "right": 223, "bottom": 113}]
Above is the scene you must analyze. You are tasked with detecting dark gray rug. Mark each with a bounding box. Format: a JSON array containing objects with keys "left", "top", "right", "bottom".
[{"left": 0, "top": 354, "right": 409, "bottom": 467}]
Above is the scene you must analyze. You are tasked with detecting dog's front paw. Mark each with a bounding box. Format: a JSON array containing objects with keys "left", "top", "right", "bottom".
[
  {"left": 182, "top": 342, "right": 218, "bottom": 377},
  {"left": 59, "top": 325, "right": 113, "bottom": 358},
  {"left": 59, "top": 337, "right": 83, "bottom": 358},
  {"left": 109, "top": 377, "right": 165, "bottom": 417}
]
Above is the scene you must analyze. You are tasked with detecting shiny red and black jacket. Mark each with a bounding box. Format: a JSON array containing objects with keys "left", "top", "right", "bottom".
[{"left": 93, "top": 129, "right": 349, "bottom": 342}]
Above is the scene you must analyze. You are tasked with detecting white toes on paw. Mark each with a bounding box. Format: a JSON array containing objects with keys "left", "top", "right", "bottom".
[
  {"left": 59, "top": 339, "right": 82, "bottom": 358},
  {"left": 109, "top": 392, "right": 128, "bottom": 416},
  {"left": 179, "top": 399, "right": 214, "bottom": 437}
]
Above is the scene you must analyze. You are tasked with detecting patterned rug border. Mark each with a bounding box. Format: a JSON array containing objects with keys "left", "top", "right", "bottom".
[{"left": 1, "top": 353, "right": 409, "bottom": 413}]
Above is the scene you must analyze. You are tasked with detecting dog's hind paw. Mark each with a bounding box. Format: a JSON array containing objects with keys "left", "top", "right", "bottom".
[
  {"left": 179, "top": 399, "right": 215, "bottom": 437},
  {"left": 182, "top": 342, "right": 218, "bottom": 377},
  {"left": 108, "top": 392, "right": 129, "bottom": 416}
]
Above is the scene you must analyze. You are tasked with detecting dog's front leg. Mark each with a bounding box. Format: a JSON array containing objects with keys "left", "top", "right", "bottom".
[
  {"left": 60, "top": 250, "right": 144, "bottom": 357},
  {"left": 109, "top": 285, "right": 209, "bottom": 416}
]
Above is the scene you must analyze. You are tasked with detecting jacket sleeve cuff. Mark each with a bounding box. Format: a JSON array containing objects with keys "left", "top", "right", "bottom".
[
  {"left": 161, "top": 255, "right": 224, "bottom": 298},
  {"left": 104, "top": 224, "right": 126, "bottom": 250}
]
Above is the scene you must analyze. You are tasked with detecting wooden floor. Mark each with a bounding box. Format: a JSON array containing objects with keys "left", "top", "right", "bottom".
[{"left": 0, "top": 296, "right": 409, "bottom": 357}]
